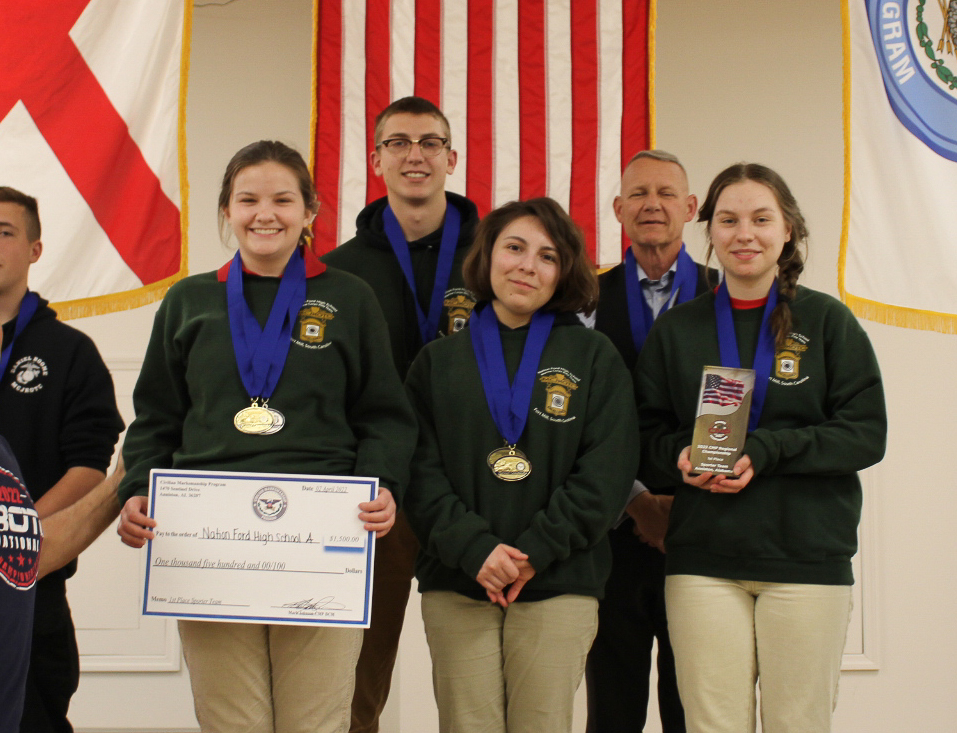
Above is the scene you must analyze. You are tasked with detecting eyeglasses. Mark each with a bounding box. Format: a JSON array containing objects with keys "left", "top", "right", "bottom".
[{"left": 377, "top": 137, "right": 449, "bottom": 157}]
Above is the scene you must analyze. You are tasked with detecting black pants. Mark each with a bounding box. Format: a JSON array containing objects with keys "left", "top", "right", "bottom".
[
  {"left": 20, "top": 577, "right": 79, "bottom": 733},
  {"left": 585, "top": 522, "right": 685, "bottom": 733}
]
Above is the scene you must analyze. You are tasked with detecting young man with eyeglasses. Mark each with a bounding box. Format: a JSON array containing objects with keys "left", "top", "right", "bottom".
[{"left": 322, "top": 96, "right": 479, "bottom": 733}]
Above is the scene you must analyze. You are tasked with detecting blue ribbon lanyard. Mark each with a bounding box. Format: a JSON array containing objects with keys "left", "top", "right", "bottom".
[
  {"left": 382, "top": 204, "right": 461, "bottom": 345},
  {"left": 623, "top": 244, "right": 699, "bottom": 352},
  {"left": 0, "top": 291, "right": 40, "bottom": 377},
  {"left": 470, "top": 304, "right": 556, "bottom": 446},
  {"left": 226, "top": 249, "right": 307, "bottom": 402},
  {"left": 713, "top": 279, "right": 778, "bottom": 432}
]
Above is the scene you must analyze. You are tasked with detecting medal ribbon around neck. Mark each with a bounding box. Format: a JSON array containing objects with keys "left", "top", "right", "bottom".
[
  {"left": 383, "top": 203, "right": 461, "bottom": 345},
  {"left": 714, "top": 279, "right": 778, "bottom": 432},
  {"left": 623, "top": 244, "right": 699, "bottom": 352},
  {"left": 0, "top": 291, "right": 40, "bottom": 376},
  {"left": 470, "top": 303, "right": 555, "bottom": 447},
  {"left": 227, "top": 248, "right": 307, "bottom": 406}
]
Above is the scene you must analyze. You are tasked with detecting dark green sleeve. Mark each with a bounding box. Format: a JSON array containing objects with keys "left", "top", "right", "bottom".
[
  {"left": 634, "top": 322, "right": 694, "bottom": 489},
  {"left": 118, "top": 296, "right": 190, "bottom": 503},
  {"left": 514, "top": 339, "right": 639, "bottom": 574},
  {"left": 346, "top": 287, "right": 418, "bottom": 503},
  {"left": 745, "top": 302, "right": 887, "bottom": 476},
  {"left": 403, "top": 348, "right": 503, "bottom": 580}
]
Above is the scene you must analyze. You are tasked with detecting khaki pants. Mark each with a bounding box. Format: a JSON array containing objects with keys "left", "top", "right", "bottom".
[
  {"left": 179, "top": 620, "right": 362, "bottom": 733},
  {"left": 665, "top": 575, "right": 852, "bottom": 733},
  {"left": 421, "top": 591, "right": 598, "bottom": 733}
]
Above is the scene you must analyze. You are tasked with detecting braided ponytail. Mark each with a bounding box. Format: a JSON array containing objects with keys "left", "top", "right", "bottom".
[{"left": 770, "top": 238, "right": 805, "bottom": 347}]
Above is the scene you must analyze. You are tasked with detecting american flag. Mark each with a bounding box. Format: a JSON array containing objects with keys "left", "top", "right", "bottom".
[
  {"left": 702, "top": 373, "right": 745, "bottom": 408},
  {"left": 311, "top": 0, "right": 651, "bottom": 266}
]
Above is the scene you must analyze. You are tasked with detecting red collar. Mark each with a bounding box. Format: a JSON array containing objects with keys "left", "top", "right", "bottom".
[
  {"left": 730, "top": 295, "right": 769, "bottom": 309},
  {"left": 712, "top": 285, "right": 770, "bottom": 310},
  {"left": 216, "top": 245, "right": 326, "bottom": 282}
]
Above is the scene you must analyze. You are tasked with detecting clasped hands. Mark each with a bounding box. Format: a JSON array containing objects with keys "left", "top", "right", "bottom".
[{"left": 476, "top": 543, "right": 536, "bottom": 609}]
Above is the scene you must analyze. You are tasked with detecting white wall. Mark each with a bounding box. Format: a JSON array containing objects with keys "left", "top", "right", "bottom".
[{"left": 61, "top": 0, "right": 957, "bottom": 730}]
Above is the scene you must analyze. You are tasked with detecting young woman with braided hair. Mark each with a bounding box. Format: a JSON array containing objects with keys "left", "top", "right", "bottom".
[{"left": 634, "top": 163, "right": 887, "bottom": 732}]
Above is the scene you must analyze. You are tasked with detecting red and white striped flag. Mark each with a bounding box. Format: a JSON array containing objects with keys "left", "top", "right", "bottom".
[
  {"left": 312, "top": 0, "right": 651, "bottom": 267},
  {"left": 0, "top": 0, "right": 189, "bottom": 320}
]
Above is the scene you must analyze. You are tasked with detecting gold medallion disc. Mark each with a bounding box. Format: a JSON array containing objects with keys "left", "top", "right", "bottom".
[
  {"left": 234, "top": 405, "right": 275, "bottom": 435},
  {"left": 487, "top": 446, "right": 531, "bottom": 481}
]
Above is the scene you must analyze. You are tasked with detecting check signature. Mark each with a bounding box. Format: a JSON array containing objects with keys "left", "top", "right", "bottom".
[{"left": 280, "top": 596, "right": 346, "bottom": 611}]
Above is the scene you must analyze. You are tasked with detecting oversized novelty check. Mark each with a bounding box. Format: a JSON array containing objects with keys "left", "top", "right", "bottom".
[{"left": 143, "top": 469, "right": 376, "bottom": 627}]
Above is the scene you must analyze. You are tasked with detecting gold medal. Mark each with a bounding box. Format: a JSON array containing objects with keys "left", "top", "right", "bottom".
[
  {"left": 487, "top": 445, "right": 531, "bottom": 481},
  {"left": 234, "top": 404, "right": 275, "bottom": 434}
]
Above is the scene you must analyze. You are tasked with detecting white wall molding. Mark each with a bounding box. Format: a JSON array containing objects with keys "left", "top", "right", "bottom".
[{"left": 842, "top": 468, "right": 881, "bottom": 671}]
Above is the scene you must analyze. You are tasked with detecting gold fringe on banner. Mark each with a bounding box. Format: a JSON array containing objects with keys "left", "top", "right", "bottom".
[
  {"left": 309, "top": 0, "right": 319, "bottom": 178},
  {"left": 50, "top": 276, "right": 179, "bottom": 321},
  {"left": 843, "top": 294, "right": 957, "bottom": 335}
]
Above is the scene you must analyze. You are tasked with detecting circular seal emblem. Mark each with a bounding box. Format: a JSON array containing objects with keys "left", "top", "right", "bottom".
[
  {"left": 252, "top": 486, "right": 287, "bottom": 521},
  {"left": 708, "top": 420, "right": 732, "bottom": 443},
  {"left": 867, "top": 0, "right": 957, "bottom": 160}
]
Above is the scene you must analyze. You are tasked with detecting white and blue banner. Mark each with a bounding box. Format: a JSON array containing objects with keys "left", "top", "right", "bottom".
[{"left": 843, "top": 0, "right": 957, "bottom": 332}]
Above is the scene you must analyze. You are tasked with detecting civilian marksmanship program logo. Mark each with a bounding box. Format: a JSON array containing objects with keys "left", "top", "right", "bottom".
[{"left": 868, "top": 0, "right": 957, "bottom": 161}]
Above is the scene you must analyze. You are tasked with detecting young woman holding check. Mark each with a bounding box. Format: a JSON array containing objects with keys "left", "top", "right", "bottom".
[{"left": 116, "top": 141, "right": 416, "bottom": 733}]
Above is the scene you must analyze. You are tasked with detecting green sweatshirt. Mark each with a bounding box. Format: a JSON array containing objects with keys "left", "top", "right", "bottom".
[
  {"left": 404, "top": 311, "right": 640, "bottom": 600},
  {"left": 635, "top": 286, "right": 886, "bottom": 585},
  {"left": 118, "top": 264, "right": 417, "bottom": 503}
]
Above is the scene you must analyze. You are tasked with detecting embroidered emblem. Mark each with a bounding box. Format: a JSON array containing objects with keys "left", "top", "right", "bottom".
[
  {"left": 443, "top": 288, "right": 477, "bottom": 334},
  {"left": 540, "top": 372, "right": 578, "bottom": 417},
  {"left": 774, "top": 337, "right": 809, "bottom": 381},
  {"left": 293, "top": 300, "right": 338, "bottom": 349},
  {"left": 298, "top": 306, "right": 334, "bottom": 343}
]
